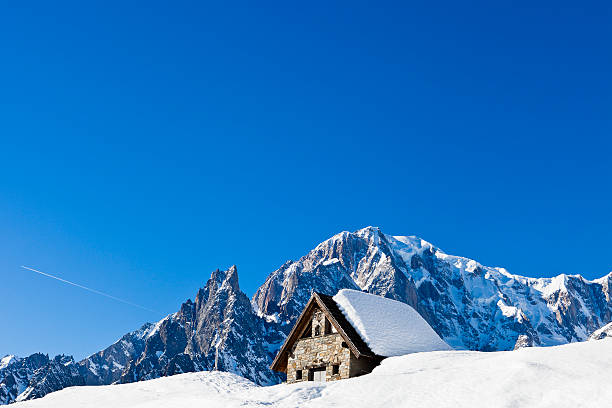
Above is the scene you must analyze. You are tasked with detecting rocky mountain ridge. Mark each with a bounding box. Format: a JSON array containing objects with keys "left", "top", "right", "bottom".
[
  {"left": 0, "top": 354, "right": 83, "bottom": 405},
  {"left": 116, "top": 265, "right": 280, "bottom": 386},
  {"left": 3, "top": 226, "right": 611, "bottom": 404},
  {"left": 1, "top": 266, "right": 281, "bottom": 404},
  {"left": 589, "top": 321, "right": 612, "bottom": 340},
  {"left": 253, "top": 227, "right": 612, "bottom": 351}
]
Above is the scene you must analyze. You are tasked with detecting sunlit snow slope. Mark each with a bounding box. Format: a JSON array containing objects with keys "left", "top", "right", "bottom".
[{"left": 14, "top": 339, "right": 612, "bottom": 408}]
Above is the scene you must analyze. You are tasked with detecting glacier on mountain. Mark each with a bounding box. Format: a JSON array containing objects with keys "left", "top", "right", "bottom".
[{"left": 254, "top": 227, "right": 612, "bottom": 351}]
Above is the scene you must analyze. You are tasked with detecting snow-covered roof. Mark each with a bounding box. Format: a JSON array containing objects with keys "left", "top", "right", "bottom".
[{"left": 332, "top": 289, "right": 452, "bottom": 357}]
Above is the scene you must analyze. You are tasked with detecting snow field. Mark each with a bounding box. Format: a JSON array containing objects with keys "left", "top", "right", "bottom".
[{"left": 14, "top": 338, "right": 612, "bottom": 408}]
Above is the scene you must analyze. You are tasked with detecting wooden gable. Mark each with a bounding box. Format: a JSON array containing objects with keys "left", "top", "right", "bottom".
[{"left": 270, "top": 292, "right": 376, "bottom": 373}]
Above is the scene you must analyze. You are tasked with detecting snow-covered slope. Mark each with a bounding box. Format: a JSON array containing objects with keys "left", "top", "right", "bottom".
[
  {"left": 589, "top": 321, "right": 612, "bottom": 340},
  {"left": 13, "top": 339, "right": 612, "bottom": 408},
  {"left": 332, "top": 289, "right": 451, "bottom": 356}
]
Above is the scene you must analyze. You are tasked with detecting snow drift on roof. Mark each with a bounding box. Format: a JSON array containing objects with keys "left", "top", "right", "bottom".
[{"left": 332, "top": 289, "right": 451, "bottom": 357}]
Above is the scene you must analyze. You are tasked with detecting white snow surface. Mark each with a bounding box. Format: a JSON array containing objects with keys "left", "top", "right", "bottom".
[
  {"left": 589, "top": 321, "right": 612, "bottom": 340},
  {"left": 322, "top": 258, "right": 340, "bottom": 266},
  {"left": 332, "top": 289, "right": 451, "bottom": 356},
  {"left": 0, "top": 355, "right": 19, "bottom": 369},
  {"left": 13, "top": 339, "right": 612, "bottom": 408}
]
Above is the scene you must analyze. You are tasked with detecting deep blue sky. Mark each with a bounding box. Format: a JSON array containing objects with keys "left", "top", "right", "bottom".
[{"left": 1, "top": 1, "right": 610, "bottom": 360}]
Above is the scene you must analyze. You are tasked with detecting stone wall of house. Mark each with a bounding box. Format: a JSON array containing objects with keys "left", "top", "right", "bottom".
[{"left": 286, "top": 308, "right": 351, "bottom": 384}]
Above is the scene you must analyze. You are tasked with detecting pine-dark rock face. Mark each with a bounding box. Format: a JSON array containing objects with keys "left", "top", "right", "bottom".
[{"left": 3, "top": 226, "right": 611, "bottom": 404}]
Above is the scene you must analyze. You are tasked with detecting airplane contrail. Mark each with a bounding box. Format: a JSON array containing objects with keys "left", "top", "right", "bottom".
[{"left": 21, "top": 265, "right": 161, "bottom": 314}]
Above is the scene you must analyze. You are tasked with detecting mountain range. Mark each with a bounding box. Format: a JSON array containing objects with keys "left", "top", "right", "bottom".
[{"left": 2, "top": 226, "right": 611, "bottom": 404}]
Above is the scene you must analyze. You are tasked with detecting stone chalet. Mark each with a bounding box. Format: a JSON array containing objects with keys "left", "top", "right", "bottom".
[
  {"left": 270, "top": 292, "right": 384, "bottom": 383},
  {"left": 270, "top": 290, "right": 451, "bottom": 384}
]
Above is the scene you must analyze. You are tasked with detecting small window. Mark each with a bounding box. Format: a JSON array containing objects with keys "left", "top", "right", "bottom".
[
  {"left": 314, "top": 325, "right": 321, "bottom": 336},
  {"left": 296, "top": 370, "right": 302, "bottom": 380},
  {"left": 332, "top": 364, "right": 339, "bottom": 375},
  {"left": 324, "top": 319, "right": 332, "bottom": 335}
]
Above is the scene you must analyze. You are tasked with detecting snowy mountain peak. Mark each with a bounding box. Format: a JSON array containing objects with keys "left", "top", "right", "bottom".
[
  {"left": 208, "top": 265, "right": 240, "bottom": 293},
  {"left": 355, "top": 226, "right": 385, "bottom": 245},
  {"left": 253, "top": 227, "right": 612, "bottom": 352},
  {"left": 593, "top": 271, "right": 612, "bottom": 284},
  {"left": 356, "top": 225, "right": 381, "bottom": 235},
  {"left": 0, "top": 355, "right": 19, "bottom": 370},
  {"left": 113, "top": 266, "right": 279, "bottom": 388}
]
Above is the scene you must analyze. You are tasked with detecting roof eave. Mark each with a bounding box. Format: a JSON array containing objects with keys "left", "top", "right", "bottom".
[{"left": 269, "top": 295, "right": 320, "bottom": 372}]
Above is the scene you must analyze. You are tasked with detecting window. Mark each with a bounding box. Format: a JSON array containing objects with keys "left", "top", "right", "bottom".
[
  {"left": 314, "top": 325, "right": 321, "bottom": 336},
  {"left": 332, "top": 364, "right": 339, "bottom": 375},
  {"left": 324, "top": 319, "right": 332, "bottom": 335},
  {"left": 296, "top": 370, "right": 302, "bottom": 380}
]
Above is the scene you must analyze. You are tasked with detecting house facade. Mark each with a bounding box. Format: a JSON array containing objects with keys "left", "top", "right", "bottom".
[{"left": 270, "top": 292, "right": 383, "bottom": 383}]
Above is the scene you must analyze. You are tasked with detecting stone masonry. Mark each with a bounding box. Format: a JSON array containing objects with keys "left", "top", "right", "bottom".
[{"left": 286, "top": 308, "right": 351, "bottom": 383}]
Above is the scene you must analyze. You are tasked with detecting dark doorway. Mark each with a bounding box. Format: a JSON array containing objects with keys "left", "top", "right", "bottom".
[{"left": 308, "top": 366, "right": 326, "bottom": 382}]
